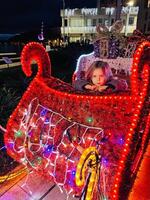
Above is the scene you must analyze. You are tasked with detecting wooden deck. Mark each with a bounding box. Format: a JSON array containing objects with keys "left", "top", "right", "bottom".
[
  {"left": 1, "top": 144, "right": 149, "bottom": 200},
  {"left": 0, "top": 166, "right": 76, "bottom": 200}
]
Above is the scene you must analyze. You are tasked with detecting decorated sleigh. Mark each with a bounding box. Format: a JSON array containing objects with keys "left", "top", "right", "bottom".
[{"left": 4, "top": 41, "right": 150, "bottom": 200}]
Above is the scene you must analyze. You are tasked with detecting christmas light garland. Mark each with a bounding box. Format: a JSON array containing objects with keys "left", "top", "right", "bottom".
[
  {"left": 5, "top": 97, "right": 106, "bottom": 198},
  {"left": 111, "top": 41, "right": 150, "bottom": 199},
  {"left": 0, "top": 165, "right": 27, "bottom": 183},
  {"left": 75, "top": 147, "right": 100, "bottom": 200},
  {"left": 4, "top": 41, "right": 150, "bottom": 199}
]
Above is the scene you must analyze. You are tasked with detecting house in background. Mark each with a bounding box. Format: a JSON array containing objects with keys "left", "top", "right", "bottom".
[{"left": 60, "top": 5, "right": 139, "bottom": 42}]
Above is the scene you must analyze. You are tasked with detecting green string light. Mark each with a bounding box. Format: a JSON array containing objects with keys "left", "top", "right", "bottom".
[
  {"left": 86, "top": 117, "right": 93, "bottom": 123},
  {"left": 37, "top": 157, "right": 42, "bottom": 165},
  {"left": 15, "top": 130, "right": 23, "bottom": 138}
]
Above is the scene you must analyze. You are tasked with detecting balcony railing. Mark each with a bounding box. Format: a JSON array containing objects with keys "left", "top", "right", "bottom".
[{"left": 61, "top": 25, "right": 136, "bottom": 35}]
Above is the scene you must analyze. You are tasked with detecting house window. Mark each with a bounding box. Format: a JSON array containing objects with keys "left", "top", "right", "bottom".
[
  {"left": 93, "top": 19, "right": 97, "bottom": 26},
  {"left": 111, "top": 18, "right": 115, "bottom": 25},
  {"left": 123, "top": 19, "right": 126, "bottom": 25},
  {"left": 70, "top": 18, "right": 83, "bottom": 27},
  {"left": 98, "top": 18, "right": 103, "bottom": 24},
  {"left": 87, "top": 19, "right": 92, "bottom": 26},
  {"left": 104, "top": 19, "right": 109, "bottom": 26},
  {"left": 129, "top": 17, "right": 134, "bottom": 25},
  {"left": 64, "top": 19, "right": 68, "bottom": 27}
]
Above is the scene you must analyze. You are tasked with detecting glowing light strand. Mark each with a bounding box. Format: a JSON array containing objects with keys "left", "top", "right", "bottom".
[{"left": 8, "top": 98, "right": 106, "bottom": 198}]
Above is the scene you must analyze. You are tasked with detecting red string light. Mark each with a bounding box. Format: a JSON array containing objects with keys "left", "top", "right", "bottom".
[{"left": 4, "top": 41, "right": 150, "bottom": 199}]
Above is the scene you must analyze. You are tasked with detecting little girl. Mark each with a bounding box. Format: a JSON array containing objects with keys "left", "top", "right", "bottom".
[{"left": 73, "top": 60, "right": 128, "bottom": 92}]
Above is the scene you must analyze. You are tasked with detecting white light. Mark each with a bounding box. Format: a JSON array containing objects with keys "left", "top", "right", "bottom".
[{"left": 127, "top": 1, "right": 134, "bottom": 6}]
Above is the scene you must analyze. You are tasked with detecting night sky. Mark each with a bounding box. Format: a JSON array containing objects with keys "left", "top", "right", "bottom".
[{"left": 0, "top": 0, "right": 98, "bottom": 34}]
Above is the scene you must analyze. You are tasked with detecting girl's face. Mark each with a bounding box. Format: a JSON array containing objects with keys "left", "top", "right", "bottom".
[{"left": 91, "top": 68, "right": 107, "bottom": 86}]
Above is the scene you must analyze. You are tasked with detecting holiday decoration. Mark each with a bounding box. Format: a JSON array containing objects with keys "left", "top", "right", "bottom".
[
  {"left": 4, "top": 41, "right": 150, "bottom": 200},
  {"left": 0, "top": 166, "right": 27, "bottom": 183},
  {"left": 93, "top": 21, "right": 124, "bottom": 59},
  {"left": 75, "top": 147, "right": 100, "bottom": 200},
  {"left": 38, "top": 22, "right": 44, "bottom": 41}
]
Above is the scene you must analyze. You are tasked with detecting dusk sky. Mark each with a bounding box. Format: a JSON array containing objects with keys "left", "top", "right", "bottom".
[{"left": 0, "top": 0, "right": 98, "bottom": 34}]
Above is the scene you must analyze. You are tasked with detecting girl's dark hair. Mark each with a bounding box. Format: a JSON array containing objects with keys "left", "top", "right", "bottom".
[{"left": 85, "top": 60, "right": 113, "bottom": 81}]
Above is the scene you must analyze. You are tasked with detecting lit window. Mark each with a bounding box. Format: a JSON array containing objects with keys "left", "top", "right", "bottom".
[
  {"left": 148, "top": 0, "right": 150, "bottom": 7},
  {"left": 87, "top": 19, "right": 92, "bottom": 26},
  {"left": 70, "top": 18, "right": 84, "bottom": 27},
  {"left": 129, "top": 17, "right": 134, "bottom": 25},
  {"left": 104, "top": 19, "right": 109, "bottom": 26}
]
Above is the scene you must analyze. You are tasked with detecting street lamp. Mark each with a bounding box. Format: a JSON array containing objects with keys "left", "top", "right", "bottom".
[{"left": 124, "top": 1, "right": 134, "bottom": 36}]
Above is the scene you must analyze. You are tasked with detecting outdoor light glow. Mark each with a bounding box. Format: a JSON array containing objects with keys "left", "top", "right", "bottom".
[{"left": 127, "top": 1, "right": 134, "bottom": 6}]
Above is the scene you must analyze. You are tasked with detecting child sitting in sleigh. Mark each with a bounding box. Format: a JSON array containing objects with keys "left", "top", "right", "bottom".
[{"left": 73, "top": 60, "right": 128, "bottom": 93}]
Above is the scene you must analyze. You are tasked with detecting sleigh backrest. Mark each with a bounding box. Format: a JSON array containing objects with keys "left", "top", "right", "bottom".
[{"left": 74, "top": 53, "right": 133, "bottom": 82}]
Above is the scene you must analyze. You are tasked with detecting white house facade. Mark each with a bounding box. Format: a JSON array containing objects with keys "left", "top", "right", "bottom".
[{"left": 61, "top": 6, "right": 139, "bottom": 42}]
